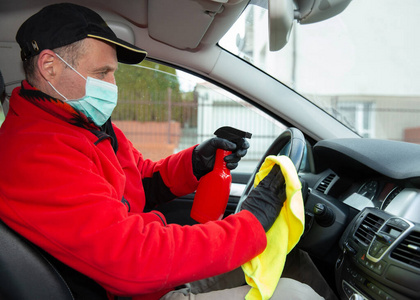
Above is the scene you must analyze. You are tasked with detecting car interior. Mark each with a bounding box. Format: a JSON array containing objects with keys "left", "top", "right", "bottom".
[{"left": 1, "top": 0, "right": 420, "bottom": 299}]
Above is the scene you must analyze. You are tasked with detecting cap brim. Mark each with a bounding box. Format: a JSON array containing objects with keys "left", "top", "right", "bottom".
[{"left": 88, "top": 34, "right": 147, "bottom": 64}]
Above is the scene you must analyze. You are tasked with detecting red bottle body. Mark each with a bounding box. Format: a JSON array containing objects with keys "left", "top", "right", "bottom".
[{"left": 190, "top": 149, "right": 232, "bottom": 223}]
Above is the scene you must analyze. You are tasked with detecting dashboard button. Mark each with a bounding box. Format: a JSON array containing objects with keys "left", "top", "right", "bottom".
[
  {"left": 399, "top": 220, "right": 409, "bottom": 229},
  {"left": 375, "top": 261, "right": 386, "bottom": 275}
]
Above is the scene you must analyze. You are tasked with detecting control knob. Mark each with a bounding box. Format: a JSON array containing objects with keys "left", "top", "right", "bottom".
[{"left": 313, "top": 203, "right": 335, "bottom": 227}]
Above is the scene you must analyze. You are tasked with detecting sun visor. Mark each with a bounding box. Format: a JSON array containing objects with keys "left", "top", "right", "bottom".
[
  {"left": 107, "top": 21, "right": 137, "bottom": 46},
  {"left": 148, "top": 0, "right": 237, "bottom": 49},
  {"left": 295, "top": 0, "right": 353, "bottom": 24},
  {"left": 268, "top": 0, "right": 353, "bottom": 51},
  {"left": 268, "top": 0, "right": 295, "bottom": 51}
]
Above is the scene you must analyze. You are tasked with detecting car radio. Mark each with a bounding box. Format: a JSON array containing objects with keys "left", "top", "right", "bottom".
[{"left": 367, "top": 218, "right": 412, "bottom": 262}]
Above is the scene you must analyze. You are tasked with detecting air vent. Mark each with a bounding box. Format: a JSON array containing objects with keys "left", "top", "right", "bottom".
[
  {"left": 316, "top": 173, "right": 336, "bottom": 194},
  {"left": 391, "top": 231, "right": 420, "bottom": 268},
  {"left": 354, "top": 213, "right": 385, "bottom": 245}
]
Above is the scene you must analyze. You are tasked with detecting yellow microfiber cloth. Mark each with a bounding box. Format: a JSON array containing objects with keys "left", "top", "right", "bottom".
[{"left": 241, "top": 155, "right": 305, "bottom": 300}]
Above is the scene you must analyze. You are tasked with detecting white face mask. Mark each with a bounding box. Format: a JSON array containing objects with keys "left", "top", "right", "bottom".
[{"left": 48, "top": 53, "right": 118, "bottom": 127}]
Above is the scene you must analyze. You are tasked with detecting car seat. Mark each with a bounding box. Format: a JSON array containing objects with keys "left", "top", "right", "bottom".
[{"left": 0, "top": 219, "right": 74, "bottom": 299}]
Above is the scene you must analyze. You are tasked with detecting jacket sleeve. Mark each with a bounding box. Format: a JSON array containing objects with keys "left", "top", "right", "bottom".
[
  {"left": 0, "top": 125, "right": 267, "bottom": 297},
  {"left": 113, "top": 125, "right": 199, "bottom": 208}
]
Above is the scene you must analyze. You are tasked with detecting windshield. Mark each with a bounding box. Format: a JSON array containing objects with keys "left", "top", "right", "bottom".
[{"left": 220, "top": 0, "right": 420, "bottom": 142}]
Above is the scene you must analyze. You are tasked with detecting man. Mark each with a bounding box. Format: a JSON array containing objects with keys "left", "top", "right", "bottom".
[{"left": 0, "top": 3, "right": 323, "bottom": 300}]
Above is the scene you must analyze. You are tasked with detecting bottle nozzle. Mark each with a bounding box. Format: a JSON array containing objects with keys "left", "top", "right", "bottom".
[{"left": 214, "top": 126, "right": 252, "bottom": 148}]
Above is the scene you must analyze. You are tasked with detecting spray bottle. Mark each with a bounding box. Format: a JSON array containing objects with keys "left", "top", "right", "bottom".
[{"left": 190, "top": 126, "right": 252, "bottom": 223}]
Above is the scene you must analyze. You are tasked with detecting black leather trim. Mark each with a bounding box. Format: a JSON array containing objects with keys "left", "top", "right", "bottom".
[{"left": 0, "top": 220, "right": 74, "bottom": 300}]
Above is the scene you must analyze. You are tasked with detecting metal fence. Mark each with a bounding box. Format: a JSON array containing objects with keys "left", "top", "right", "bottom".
[{"left": 113, "top": 94, "right": 284, "bottom": 169}]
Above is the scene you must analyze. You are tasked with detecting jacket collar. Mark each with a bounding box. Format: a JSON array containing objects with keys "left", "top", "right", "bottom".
[
  {"left": 17, "top": 80, "right": 118, "bottom": 152},
  {"left": 19, "top": 80, "right": 98, "bottom": 130}
]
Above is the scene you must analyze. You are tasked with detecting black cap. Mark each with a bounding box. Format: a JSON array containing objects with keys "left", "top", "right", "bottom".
[{"left": 16, "top": 3, "right": 147, "bottom": 64}]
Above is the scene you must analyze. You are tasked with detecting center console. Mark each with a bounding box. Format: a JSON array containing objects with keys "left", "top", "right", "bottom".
[{"left": 335, "top": 208, "right": 420, "bottom": 300}]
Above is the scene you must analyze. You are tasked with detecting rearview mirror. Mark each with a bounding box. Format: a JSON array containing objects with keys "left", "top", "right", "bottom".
[{"left": 268, "top": 0, "right": 353, "bottom": 51}]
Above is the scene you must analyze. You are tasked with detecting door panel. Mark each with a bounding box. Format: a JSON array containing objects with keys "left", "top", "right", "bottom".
[{"left": 154, "top": 173, "right": 250, "bottom": 226}]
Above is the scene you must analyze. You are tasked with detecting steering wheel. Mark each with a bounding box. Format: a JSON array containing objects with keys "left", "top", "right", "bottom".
[{"left": 235, "top": 127, "right": 306, "bottom": 213}]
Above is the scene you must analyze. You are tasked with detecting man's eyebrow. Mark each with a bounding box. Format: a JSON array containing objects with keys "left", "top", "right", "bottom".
[{"left": 93, "top": 65, "right": 117, "bottom": 72}]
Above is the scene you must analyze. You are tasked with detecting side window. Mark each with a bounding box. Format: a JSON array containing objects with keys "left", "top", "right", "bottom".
[
  {"left": 0, "top": 106, "right": 4, "bottom": 126},
  {"left": 114, "top": 60, "right": 286, "bottom": 173},
  {"left": 0, "top": 92, "right": 5, "bottom": 126}
]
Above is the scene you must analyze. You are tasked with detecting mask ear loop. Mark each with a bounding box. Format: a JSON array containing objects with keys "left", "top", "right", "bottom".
[
  {"left": 55, "top": 53, "right": 87, "bottom": 81},
  {"left": 47, "top": 81, "right": 68, "bottom": 100},
  {"left": 51, "top": 53, "right": 88, "bottom": 101}
]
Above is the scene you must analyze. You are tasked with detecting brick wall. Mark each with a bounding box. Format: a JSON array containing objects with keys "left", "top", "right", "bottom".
[
  {"left": 404, "top": 127, "right": 420, "bottom": 144},
  {"left": 113, "top": 121, "right": 181, "bottom": 161}
]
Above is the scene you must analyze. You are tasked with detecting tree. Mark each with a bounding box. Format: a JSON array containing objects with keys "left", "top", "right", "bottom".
[{"left": 113, "top": 60, "right": 191, "bottom": 122}]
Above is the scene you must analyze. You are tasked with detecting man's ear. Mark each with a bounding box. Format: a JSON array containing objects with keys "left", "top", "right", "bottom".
[{"left": 37, "top": 50, "right": 61, "bottom": 82}]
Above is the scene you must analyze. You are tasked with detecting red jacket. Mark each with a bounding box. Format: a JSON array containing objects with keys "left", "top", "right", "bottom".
[{"left": 0, "top": 82, "right": 266, "bottom": 299}]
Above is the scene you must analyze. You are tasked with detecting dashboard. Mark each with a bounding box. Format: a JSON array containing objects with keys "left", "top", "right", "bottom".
[
  {"left": 343, "top": 180, "right": 420, "bottom": 223},
  {"left": 352, "top": 180, "right": 402, "bottom": 210},
  {"left": 299, "top": 138, "right": 420, "bottom": 300}
]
